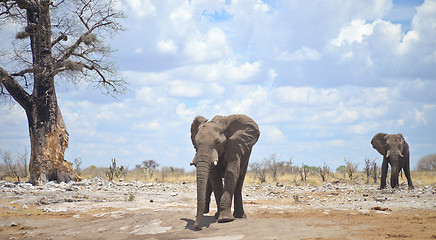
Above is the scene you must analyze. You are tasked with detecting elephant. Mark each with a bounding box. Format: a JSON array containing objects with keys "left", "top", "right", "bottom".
[
  {"left": 371, "top": 133, "right": 414, "bottom": 189},
  {"left": 190, "top": 114, "right": 260, "bottom": 230}
]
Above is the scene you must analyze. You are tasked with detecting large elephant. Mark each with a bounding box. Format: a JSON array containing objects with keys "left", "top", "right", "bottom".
[
  {"left": 190, "top": 114, "right": 260, "bottom": 230},
  {"left": 371, "top": 133, "right": 414, "bottom": 189}
]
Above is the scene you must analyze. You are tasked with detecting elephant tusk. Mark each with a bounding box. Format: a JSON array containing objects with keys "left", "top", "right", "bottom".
[
  {"left": 399, "top": 153, "right": 404, "bottom": 157},
  {"left": 211, "top": 149, "right": 219, "bottom": 166},
  {"left": 386, "top": 153, "right": 390, "bottom": 158}
]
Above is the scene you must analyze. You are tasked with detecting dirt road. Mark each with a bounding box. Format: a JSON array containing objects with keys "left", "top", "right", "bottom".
[{"left": 1, "top": 179, "right": 435, "bottom": 239}]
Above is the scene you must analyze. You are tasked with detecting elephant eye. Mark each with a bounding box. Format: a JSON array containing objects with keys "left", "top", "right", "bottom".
[{"left": 214, "top": 139, "right": 221, "bottom": 145}]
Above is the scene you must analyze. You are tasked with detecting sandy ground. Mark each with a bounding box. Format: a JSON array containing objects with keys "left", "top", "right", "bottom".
[{"left": 0, "top": 180, "right": 435, "bottom": 240}]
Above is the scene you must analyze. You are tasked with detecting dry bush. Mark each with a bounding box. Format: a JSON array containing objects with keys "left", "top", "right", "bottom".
[
  {"left": 0, "top": 149, "right": 28, "bottom": 182},
  {"left": 318, "top": 163, "right": 330, "bottom": 182},
  {"left": 344, "top": 157, "right": 359, "bottom": 180},
  {"left": 81, "top": 165, "right": 106, "bottom": 179},
  {"left": 416, "top": 154, "right": 436, "bottom": 172}
]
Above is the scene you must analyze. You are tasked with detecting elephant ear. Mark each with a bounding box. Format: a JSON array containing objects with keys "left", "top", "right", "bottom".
[
  {"left": 190, "top": 115, "right": 208, "bottom": 150},
  {"left": 225, "top": 115, "right": 260, "bottom": 158},
  {"left": 398, "top": 133, "right": 405, "bottom": 144},
  {"left": 371, "top": 133, "right": 388, "bottom": 156},
  {"left": 398, "top": 133, "right": 409, "bottom": 156}
]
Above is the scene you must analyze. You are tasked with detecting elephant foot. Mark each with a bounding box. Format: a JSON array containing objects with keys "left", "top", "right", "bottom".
[
  {"left": 408, "top": 185, "right": 415, "bottom": 190},
  {"left": 233, "top": 211, "right": 246, "bottom": 218},
  {"left": 218, "top": 211, "right": 235, "bottom": 223}
]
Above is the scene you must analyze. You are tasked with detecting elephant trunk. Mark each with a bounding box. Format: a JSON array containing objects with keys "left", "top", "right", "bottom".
[
  {"left": 194, "top": 158, "right": 210, "bottom": 230},
  {"left": 389, "top": 154, "right": 400, "bottom": 188}
]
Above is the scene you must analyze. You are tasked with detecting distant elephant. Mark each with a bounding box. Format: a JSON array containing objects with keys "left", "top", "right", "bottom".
[
  {"left": 371, "top": 133, "right": 414, "bottom": 189},
  {"left": 190, "top": 114, "right": 260, "bottom": 229}
]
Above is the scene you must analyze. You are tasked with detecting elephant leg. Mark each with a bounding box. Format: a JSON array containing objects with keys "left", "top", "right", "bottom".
[
  {"left": 218, "top": 159, "right": 239, "bottom": 223},
  {"left": 204, "top": 179, "right": 212, "bottom": 214},
  {"left": 209, "top": 167, "right": 223, "bottom": 218},
  {"left": 233, "top": 152, "right": 250, "bottom": 218},
  {"left": 403, "top": 164, "right": 414, "bottom": 189},
  {"left": 380, "top": 158, "right": 388, "bottom": 189}
]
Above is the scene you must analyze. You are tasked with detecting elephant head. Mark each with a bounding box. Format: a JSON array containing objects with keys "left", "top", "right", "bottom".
[
  {"left": 371, "top": 133, "right": 409, "bottom": 188},
  {"left": 190, "top": 114, "right": 259, "bottom": 229}
]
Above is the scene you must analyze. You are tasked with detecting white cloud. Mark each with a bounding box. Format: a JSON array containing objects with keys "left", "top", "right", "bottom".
[
  {"left": 167, "top": 80, "right": 224, "bottom": 98},
  {"left": 125, "top": 0, "right": 156, "bottom": 18},
  {"left": 157, "top": 39, "right": 178, "bottom": 55},
  {"left": 176, "top": 103, "right": 195, "bottom": 122},
  {"left": 261, "top": 125, "right": 286, "bottom": 143},
  {"left": 347, "top": 122, "right": 378, "bottom": 135},
  {"left": 273, "top": 87, "right": 340, "bottom": 105},
  {"left": 168, "top": 80, "right": 203, "bottom": 98},
  {"left": 132, "top": 120, "right": 160, "bottom": 132},
  {"left": 331, "top": 19, "right": 374, "bottom": 46},
  {"left": 170, "top": 4, "right": 192, "bottom": 25},
  {"left": 184, "top": 28, "right": 232, "bottom": 62},
  {"left": 173, "top": 60, "right": 261, "bottom": 83},
  {"left": 2, "top": 0, "right": 435, "bottom": 171},
  {"left": 277, "top": 47, "right": 321, "bottom": 61}
]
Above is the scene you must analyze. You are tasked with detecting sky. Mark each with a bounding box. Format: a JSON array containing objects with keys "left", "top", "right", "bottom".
[{"left": 1, "top": 0, "right": 435, "bottom": 172}]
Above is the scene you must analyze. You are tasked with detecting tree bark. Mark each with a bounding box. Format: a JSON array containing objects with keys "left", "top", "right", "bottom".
[
  {"left": 27, "top": 1, "right": 80, "bottom": 185},
  {"left": 27, "top": 105, "right": 80, "bottom": 185}
]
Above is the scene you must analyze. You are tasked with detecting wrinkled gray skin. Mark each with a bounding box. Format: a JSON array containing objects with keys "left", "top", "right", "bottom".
[
  {"left": 371, "top": 133, "right": 414, "bottom": 190},
  {"left": 190, "top": 114, "right": 260, "bottom": 230}
]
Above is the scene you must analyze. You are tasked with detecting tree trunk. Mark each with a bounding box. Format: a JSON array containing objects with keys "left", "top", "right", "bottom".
[
  {"left": 25, "top": 1, "right": 79, "bottom": 185},
  {"left": 27, "top": 105, "right": 80, "bottom": 185}
]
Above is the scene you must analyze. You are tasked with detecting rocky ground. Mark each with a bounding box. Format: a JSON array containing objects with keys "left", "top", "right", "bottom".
[{"left": 0, "top": 177, "right": 435, "bottom": 239}]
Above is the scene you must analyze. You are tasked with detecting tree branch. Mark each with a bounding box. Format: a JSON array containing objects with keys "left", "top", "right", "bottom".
[
  {"left": 11, "top": 68, "right": 33, "bottom": 77},
  {"left": 0, "top": 67, "right": 32, "bottom": 110},
  {"left": 82, "top": 63, "right": 115, "bottom": 90},
  {"left": 51, "top": 33, "right": 68, "bottom": 46}
]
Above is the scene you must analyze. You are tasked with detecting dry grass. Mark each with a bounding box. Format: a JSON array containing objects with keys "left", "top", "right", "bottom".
[
  {"left": 411, "top": 171, "right": 436, "bottom": 186},
  {"left": 3, "top": 168, "right": 434, "bottom": 187}
]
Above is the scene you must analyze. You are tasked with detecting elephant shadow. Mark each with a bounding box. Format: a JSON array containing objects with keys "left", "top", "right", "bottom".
[{"left": 181, "top": 216, "right": 216, "bottom": 231}]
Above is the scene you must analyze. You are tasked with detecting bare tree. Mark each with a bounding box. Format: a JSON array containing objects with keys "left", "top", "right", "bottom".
[
  {"left": 250, "top": 160, "right": 268, "bottom": 183},
  {"left": 364, "top": 158, "right": 371, "bottom": 183},
  {"left": 416, "top": 154, "right": 436, "bottom": 171},
  {"left": 363, "top": 158, "right": 378, "bottom": 184},
  {"left": 299, "top": 163, "right": 309, "bottom": 182},
  {"left": 73, "top": 157, "right": 82, "bottom": 176},
  {"left": 0, "top": 0, "right": 125, "bottom": 185},
  {"left": 372, "top": 160, "right": 378, "bottom": 183},
  {"left": 17, "top": 148, "right": 29, "bottom": 178},
  {"left": 344, "top": 157, "right": 358, "bottom": 180},
  {"left": 318, "top": 163, "right": 330, "bottom": 182},
  {"left": 1, "top": 150, "right": 27, "bottom": 182},
  {"left": 142, "top": 160, "right": 159, "bottom": 178},
  {"left": 266, "top": 153, "right": 280, "bottom": 181}
]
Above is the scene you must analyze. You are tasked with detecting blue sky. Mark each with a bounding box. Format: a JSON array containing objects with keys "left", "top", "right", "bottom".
[{"left": 1, "top": 0, "right": 435, "bottom": 172}]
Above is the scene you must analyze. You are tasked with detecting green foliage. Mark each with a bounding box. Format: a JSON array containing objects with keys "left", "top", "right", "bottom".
[
  {"left": 336, "top": 165, "right": 347, "bottom": 173},
  {"left": 105, "top": 158, "right": 126, "bottom": 181},
  {"left": 126, "top": 193, "right": 135, "bottom": 201}
]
